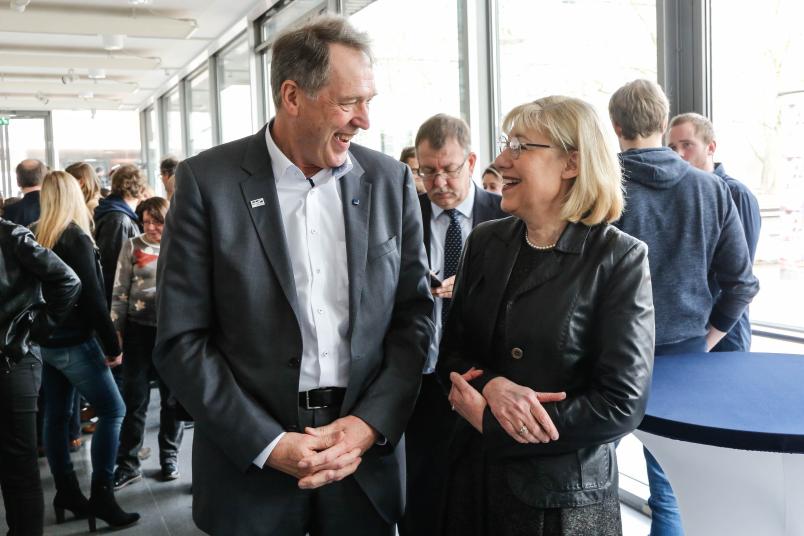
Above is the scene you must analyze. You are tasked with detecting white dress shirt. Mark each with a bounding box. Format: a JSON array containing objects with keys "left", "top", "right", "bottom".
[
  {"left": 424, "top": 184, "right": 476, "bottom": 374},
  {"left": 254, "top": 124, "right": 353, "bottom": 468}
]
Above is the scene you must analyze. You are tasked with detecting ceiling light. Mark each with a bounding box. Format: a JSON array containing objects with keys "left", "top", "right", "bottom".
[
  {"left": 61, "top": 69, "right": 78, "bottom": 85},
  {"left": 101, "top": 34, "right": 125, "bottom": 51},
  {"left": 88, "top": 68, "right": 106, "bottom": 80},
  {"left": 128, "top": 0, "right": 153, "bottom": 5},
  {"left": 10, "top": 0, "right": 31, "bottom": 13}
]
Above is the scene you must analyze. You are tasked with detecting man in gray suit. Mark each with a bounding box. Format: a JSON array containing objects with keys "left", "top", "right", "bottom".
[
  {"left": 401, "top": 114, "right": 507, "bottom": 536},
  {"left": 154, "top": 15, "right": 434, "bottom": 536}
]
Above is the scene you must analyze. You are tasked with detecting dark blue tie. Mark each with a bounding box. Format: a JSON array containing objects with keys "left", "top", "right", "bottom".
[{"left": 442, "top": 208, "right": 462, "bottom": 325}]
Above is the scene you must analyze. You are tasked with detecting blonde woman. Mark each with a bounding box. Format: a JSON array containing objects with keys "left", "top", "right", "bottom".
[
  {"left": 35, "top": 171, "right": 139, "bottom": 532},
  {"left": 436, "top": 96, "right": 655, "bottom": 535},
  {"left": 65, "top": 162, "right": 102, "bottom": 213}
]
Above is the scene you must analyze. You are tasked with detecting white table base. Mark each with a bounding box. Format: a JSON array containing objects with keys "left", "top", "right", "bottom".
[{"left": 635, "top": 430, "right": 804, "bottom": 536}]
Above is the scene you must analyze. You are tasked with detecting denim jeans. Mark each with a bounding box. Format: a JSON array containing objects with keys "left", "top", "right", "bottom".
[
  {"left": 41, "top": 339, "right": 125, "bottom": 484},
  {"left": 117, "top": 322, "right": 183, "bottom": 471},
  {"left": 644, "top": 336, "right": 705, "bottom": 536},
  {"left": 0, "top": 354, "right": 44, "bottom": 536}
]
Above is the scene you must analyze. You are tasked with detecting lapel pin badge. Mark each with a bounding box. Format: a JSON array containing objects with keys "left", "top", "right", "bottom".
[
  {"left": 352, "top": 198, "right": 360, "bottom": 206},
  {"left": 250, "top": 198, "right": 266, "bottom": 208}
]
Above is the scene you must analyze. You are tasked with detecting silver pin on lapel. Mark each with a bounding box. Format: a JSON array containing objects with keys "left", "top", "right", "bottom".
[
  {"left": 250, "top": 198, "right": 265, "bottom": 208},
  {"left": 352, "top": 198, "right": 360, "bottom": 206}
]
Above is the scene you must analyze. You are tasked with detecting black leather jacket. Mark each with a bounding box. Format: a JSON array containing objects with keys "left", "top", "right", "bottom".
[
  {"left": 437, "top": 218, "right": 655, "bottom": 508},
  {"left": 0, "top": 218, "right": 81, "bottom": 363}
]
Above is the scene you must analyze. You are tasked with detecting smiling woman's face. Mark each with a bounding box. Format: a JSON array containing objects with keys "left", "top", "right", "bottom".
[{"left": 493, "top": 130, "right": 574, "bottom": 218}]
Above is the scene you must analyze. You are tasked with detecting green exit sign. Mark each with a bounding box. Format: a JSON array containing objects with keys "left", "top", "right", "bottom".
[{"left": 0, "top": 117, "right": 9, "bottom": 126}]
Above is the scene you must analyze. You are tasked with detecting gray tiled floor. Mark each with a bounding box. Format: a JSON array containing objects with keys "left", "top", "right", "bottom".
[{"left": 4, "top": 393, "right": 650, "bottom": 535}]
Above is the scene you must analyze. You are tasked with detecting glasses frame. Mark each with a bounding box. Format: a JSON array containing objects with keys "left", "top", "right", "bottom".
[
  {"left": 417, "top": 156, "right": 469, "bottom": 182},
  {"left": 498, "top": 135, "right": 553, "bottom": 160}
]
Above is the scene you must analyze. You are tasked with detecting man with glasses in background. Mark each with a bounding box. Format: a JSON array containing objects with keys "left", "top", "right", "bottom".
[{"left": 401, "top": 113, "right": 506, "bottom": 536}]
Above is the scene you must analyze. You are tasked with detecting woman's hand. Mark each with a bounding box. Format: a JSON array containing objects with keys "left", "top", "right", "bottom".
[
  {"left": 482, "top": 377, "right": 566, "bottom": 444},
  {"left": 448, "top": 368, "right": 486, "bottom": 433},
  {"left": 106, "top": 353, "right": 123, "bottom": 368}
]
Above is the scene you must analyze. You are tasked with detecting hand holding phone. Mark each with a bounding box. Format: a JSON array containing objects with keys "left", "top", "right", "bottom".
[{"left": 430, "top": 272, "right": 442, "bottom": 288}]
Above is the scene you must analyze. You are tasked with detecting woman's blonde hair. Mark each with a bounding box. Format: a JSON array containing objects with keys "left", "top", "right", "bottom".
[
  {"left": 36, "top": 170, "right": 94, "bottom": 249},
  {"left": 501, "top": 95, "right": 624, "bottom": 225},
  {"left": 65, "top": 162, "right": 101, "bottom": 211}
]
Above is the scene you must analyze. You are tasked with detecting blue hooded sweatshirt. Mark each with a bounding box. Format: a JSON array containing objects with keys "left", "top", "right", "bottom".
[{"left": 615, "top": 147, "right": 759, "bottom": 347}]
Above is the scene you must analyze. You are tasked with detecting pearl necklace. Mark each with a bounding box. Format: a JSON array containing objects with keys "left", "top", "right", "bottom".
[{"left": 524, "top": 229, "right": 557, "bottom": 250}]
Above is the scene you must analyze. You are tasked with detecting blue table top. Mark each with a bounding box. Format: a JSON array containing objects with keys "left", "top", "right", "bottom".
[{"left": 638, "top": 352, "right": 804, "bottom": 453}]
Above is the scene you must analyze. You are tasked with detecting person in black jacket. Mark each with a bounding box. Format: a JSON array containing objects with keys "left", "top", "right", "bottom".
[
  {"left": 3, "top": 159, "right": 48, "bottom": 227},
  {"left": 93, "top": 164, "right": 147, "bottom": 309},
  {"left": 0, "top": 217, "right": 81, "bottom": 536},
  {"left": 34, "top": 171, "right": 139, "bottom": 532},
  {"left": 436, "top": 96, "right": 655, "bottom": 535}
]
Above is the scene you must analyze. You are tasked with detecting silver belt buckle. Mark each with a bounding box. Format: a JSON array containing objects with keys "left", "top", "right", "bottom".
[{"left": 305, "top": 390, "right": 325, "bottom": 410}]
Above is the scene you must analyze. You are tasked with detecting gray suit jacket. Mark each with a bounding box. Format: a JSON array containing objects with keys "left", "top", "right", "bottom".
[{"left": 154, "top": 125, "right": 434, "bottom": 534}]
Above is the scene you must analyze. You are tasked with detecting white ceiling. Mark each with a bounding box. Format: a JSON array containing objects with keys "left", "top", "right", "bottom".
[{"left": 0, "top": 0, "right": 260, "bottom": 112}]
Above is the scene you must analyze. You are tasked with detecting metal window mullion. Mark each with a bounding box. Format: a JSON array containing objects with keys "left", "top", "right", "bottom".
[
  {"left": 44, "top": 111, "right": 55, "bottom": 169},
  {"left": 179, "top": 79, "right": 191, "bottom": 157},
  {"left": 208, "top": 56, "right": 221, "bottom": 147}
]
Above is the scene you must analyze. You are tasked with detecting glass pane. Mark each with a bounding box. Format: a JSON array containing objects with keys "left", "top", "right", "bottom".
[
  {"left": 165, "top": 88, "right": 183, "bottom": 158},
  {"left": 711, "top": 0, "right": 804, "bottom": 331},
  {"left": 349, "top": 0, "right": 461, "bottom": 159},
  {"left": 2, "top": 115, "right": 47, "bottom": 198},
  {"left": 146, "top": 107, "right": 160, "bottom": 190},
  {"left": 218, "top": 36, "right": 253, "bottom": 143},
  {"left": 260, "top": 0, "right": 324, "bottom": 43},
  {"left": 497, "top": 0, "right": 657, "bottom": 143},
  {"left": 188, "top": 68, "right": 213, "bottom": 155},
  {"left": 52, "top": 110, "right": 141, "bottom": 190}
]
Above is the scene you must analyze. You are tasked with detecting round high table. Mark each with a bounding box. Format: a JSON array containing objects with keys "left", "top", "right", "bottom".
[{"left": 635, "top": 352, "right": 804, "bottom": 536}]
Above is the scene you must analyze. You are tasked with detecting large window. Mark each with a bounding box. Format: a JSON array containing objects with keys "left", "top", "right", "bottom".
[
  {"left": 711, "top": 0, "right": 804, "bottom": 334},
  {"left": 53, "top": 110, "right": 141, "bottom": 189},
  {"left": 497, "top": 0, "right": 657, "bottom": 141},
  {"left": 349, "top": 0, "right": 462, "bottom": 160},
  {"left": 164, "top": 88, "right": 184, "bottom": 159},
  {"left": 187, "top": 67, "right": 214, "bottom": 156},
  {"left": 218, "top": 35, "right": 253, "bottom": 143}
]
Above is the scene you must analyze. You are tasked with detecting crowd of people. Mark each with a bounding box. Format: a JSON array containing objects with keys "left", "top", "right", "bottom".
[{"left": 1, "top": 13, "right": 761, "bottom": 536}]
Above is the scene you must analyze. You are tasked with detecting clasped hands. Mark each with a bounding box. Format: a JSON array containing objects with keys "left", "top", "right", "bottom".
[
  {"left": 265, "top": 415, "right": 377, "bottom": 490},
  {"left": 448, "top": 368, "right": 566, "bottom": 444}
]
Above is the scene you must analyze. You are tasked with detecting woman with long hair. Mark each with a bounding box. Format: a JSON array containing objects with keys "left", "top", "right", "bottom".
[
  {"left": 65, "top": 162, "right": 102, "bottom": 213},
  {"left": 35, "top": 170, "right": 139, "bottom": 532}
]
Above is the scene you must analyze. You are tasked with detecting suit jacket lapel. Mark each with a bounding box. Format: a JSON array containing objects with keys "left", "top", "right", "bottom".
[
  {"left": 340, "top": 154, "right": 370, "bottom": 333},
  {"left": 238, "top": 126, "right": 301, "bottom": 321}
]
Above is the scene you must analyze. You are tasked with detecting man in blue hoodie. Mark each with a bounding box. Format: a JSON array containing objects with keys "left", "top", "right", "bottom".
[
  {"left": 94, "top": 164, "right": 147, "bottom": 309},
  {"left": 609, "top": 79, "right": 759, "bottom": 536},
  {"left": 667, "top": 112, "right": 761, "bottom": 352}
]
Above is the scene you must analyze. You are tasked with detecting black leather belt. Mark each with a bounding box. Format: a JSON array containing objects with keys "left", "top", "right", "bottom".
[{"left": 299, "top": 387, "right": 346, "bottom": 410}]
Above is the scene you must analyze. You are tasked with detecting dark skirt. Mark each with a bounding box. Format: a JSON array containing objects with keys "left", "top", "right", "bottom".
[{"left": 441, "top": 434, "right": 622, "bottom": 536}]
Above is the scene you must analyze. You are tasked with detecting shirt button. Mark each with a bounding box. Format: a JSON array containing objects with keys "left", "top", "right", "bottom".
[
  {"left": 310, "top": 229, "right": 317, "bottom": 235},
  {"left": 511, "top": 347, "right": 524, "bottom": 360},
  {"left": 321, "top": 351, "right": 328, "bottom": 358},
  {"left": 317, "top": 308, "right": 324, "bottom": 315}
]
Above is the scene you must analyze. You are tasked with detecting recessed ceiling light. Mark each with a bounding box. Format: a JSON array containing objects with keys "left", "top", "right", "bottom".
[
  {"left": 88, "top": 68, "right": 106, "bottom": 80},
  {"left": 101, "top": 34, "right": 125, "bottom": 51}
]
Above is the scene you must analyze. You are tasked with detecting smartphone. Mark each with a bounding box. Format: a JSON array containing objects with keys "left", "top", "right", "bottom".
[{"left": 430, "top": 273, "right": 442, "bottom": 288}]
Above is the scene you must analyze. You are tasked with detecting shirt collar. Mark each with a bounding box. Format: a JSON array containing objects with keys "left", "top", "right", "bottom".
[
  {"left": 431, "top": 182, "right": 476, "bottom": 221},
  {"left": 265, "top": 120, "right": 353, "bottom": 184}
]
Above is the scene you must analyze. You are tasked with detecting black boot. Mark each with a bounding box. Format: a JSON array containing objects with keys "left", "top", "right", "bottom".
[
  {"left": 53, "top": 471, "right": 89, "bottom": 523},
  {"left": 87, "top": 479, "right": 140, "bottom": 532}
]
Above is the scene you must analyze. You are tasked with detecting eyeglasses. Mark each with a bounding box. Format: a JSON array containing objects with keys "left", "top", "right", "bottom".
[
  {"left": 497, "top": 135, "right": 553, "bottom": 160},
  {"left": 417, "top": 157, "right": 468, "bottom": 182}
]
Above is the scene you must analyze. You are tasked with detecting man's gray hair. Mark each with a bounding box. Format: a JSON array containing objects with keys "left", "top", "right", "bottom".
[
  {"left": 16, "top": 159, "right": 48, "bottom": 188},
  {"left": 414, "top": 114, "right": 472, "bottom": 155},
  {"left": 270, "top": 14, "right": 372, "bottom": 108}
]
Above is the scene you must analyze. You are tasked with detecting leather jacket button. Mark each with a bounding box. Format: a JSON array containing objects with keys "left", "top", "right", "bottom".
[
  {"left": 511, "top": 347, "right": 523, "bottom": 359},
  {"left": 287, "top": 358, "right": 300, "bottom": 368}
]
